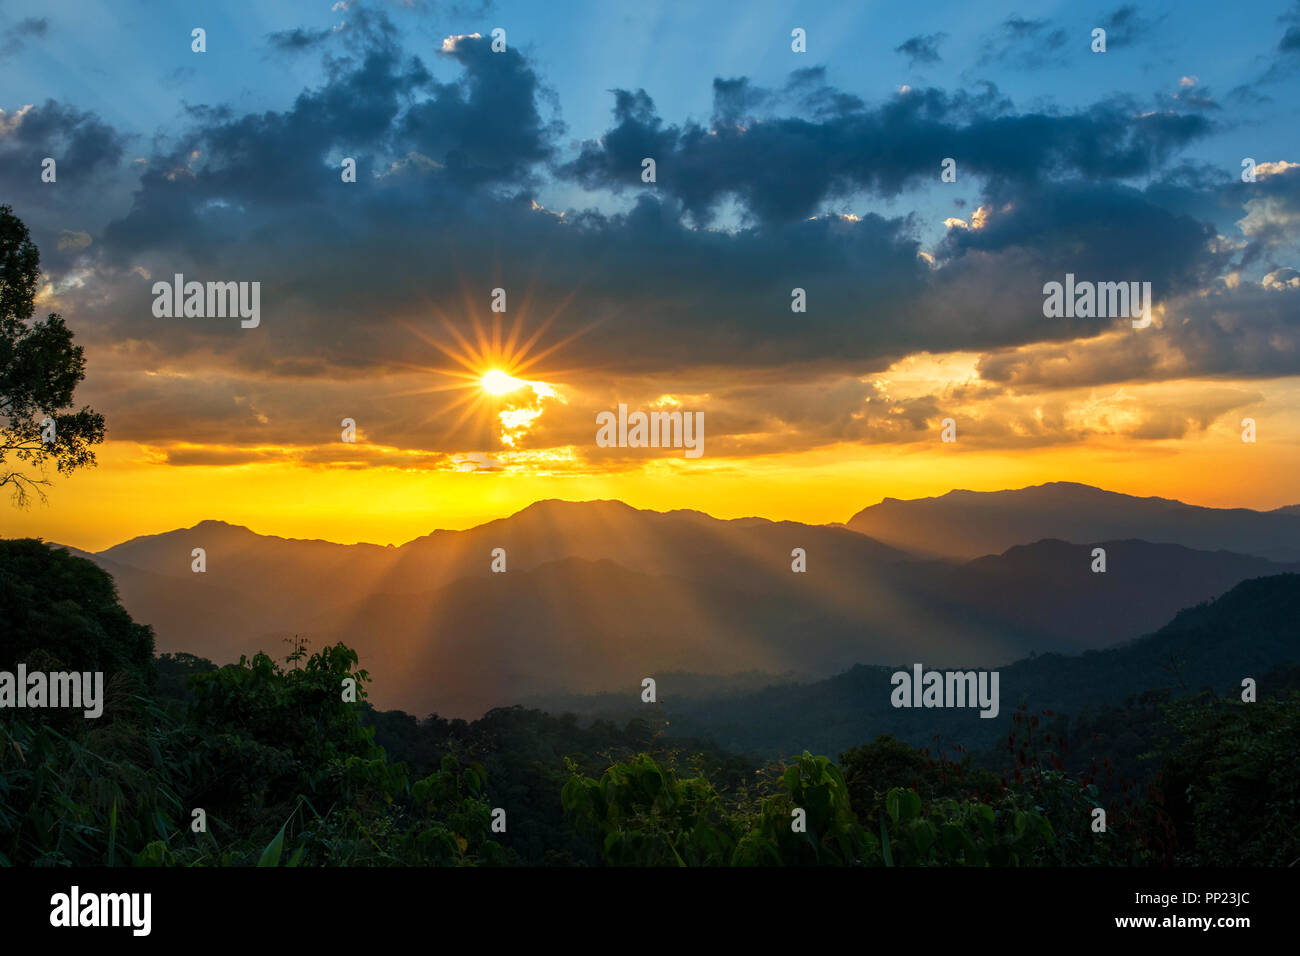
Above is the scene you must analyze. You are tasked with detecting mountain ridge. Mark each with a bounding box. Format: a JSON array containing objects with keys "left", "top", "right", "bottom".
[
  {"left": 26, "top": 484, "right": 1300, "bottom": 717},
  {"left": 563, "top": 573, "right": 1300, "bottom": 758},
  {"left": 847, "top": 482, "right": 1300, "bottom": 561}
]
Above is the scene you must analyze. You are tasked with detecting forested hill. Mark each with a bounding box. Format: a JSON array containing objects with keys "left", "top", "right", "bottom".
[{"left": 645, "top": 573, "right": 1300, "bottom": 758}]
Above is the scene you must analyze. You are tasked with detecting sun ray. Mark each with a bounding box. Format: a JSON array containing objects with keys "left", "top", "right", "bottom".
[{"left": 375, "top": 280, "right": 609, "bottom": 457}]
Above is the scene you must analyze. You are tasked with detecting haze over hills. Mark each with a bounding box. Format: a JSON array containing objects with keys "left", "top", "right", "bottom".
[
  {"left": 33, "top": 484, "right": 1300, "bottom": 716},
  {"left": 847, "top": 482, "right": 1300, "bottom": 562},
  {"left": 888, "top": 538, "right": 1300, "bottom": 654},
  {"left": 553, "top": 574, "right": 1300, "bottom": 759}
]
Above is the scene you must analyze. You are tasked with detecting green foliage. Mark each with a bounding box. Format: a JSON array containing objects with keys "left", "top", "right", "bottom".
[
  {"left": 0, "top": 205, "right": 105, "bottom": 506},
  {"left": 841, "top": 733, "right": 1001, "bottom": 819},
  {"left": 154, "top": 652, "right": 218, "bottom": 709},
  {"left": 362, "top": 702, "right": 752, "bottom": 865},
  {"left": 0, "top": 539, "right": 156, "bottom": 701},
  {"left": 562, "top": 750, "right": 877, "bottom": 866},
  {"left": 0, "top": 548, "right": 505, "bottom": 866},
  {"left": 0, "top": 692, "right": 205, "bottom": 866},
  {"left": 183, "top": 643, "right": 376, "bottom": 825},
  {"left": 1157, "top": 690, "right": 1300, "bottom": 866},
  {"left": 878, "top": 787, "right": 1056, "bottom": 866},
  {"left": 564, "top": 747, "right": 1142, "bottom": 867},
  {"left": 736, "top": 752, "right": 871, "bottom": 865},
  {"left": 562, "top": 752, "right": 740, "bottom": 865}
]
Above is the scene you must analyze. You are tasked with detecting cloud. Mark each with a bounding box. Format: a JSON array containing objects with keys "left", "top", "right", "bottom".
[
  {"left": 1098, "top": 5, "right": 1162, "bottom": 49},
  {"left": 976, "top": 278, "right": 1300, "bottom": 388},
  {"left": 1281, "top": 1, "right": 1300, "bottom": 52},
  {"left": 560, "top": 81, "right": 1211, "bottom": 227},
  {"left": 1258, "top": 1, "right": 1300, "bottom": 83},
  {"left": 936, "top": 180, "right": 1224, "bottom": 300},
  {"left": 400, "top": 33, "right": 561, "bottom": 186},
  {"left": 0, "top": 101, "right": 130, "bottom": 264},
  {"left": 0, "top": 101, "right": 123, "bottom": 186},
  {"left": 14, "top": 4, "right": 1292, "bottom": 464},
  {"left": 895, "top": 33, "right": 947, "bottom": 67},
  {"left": 267, "top": 27, "right": 336, "bottom": 52},
  {"left": 977, "top": 16, "right": 1068, "bottom": 70},
  {"left": 56, "top": 230, "right": 92, "bottom": 251},
  {"left": 1158, "top": 77, "right": 1220, "bottom": 112},
  {"left": 1227, "top": 163, "right": 1300, "bottom": 265},
  {"left": 0, "top": 16, "right": 48, "bottom": 57}
]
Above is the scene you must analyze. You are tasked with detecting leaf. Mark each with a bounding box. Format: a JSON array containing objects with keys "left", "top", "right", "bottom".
[
  {"left": 107, "top": 798, "right": 117, "bottom": 867},
  {"left": 900, "top": 789, "right": 921, "bottom": 823},
  {"left": 783, "top": 766, "right": 801, "bottom": 795},
  {"left": 667, "top": 837, "right": 687, "bottom": 868},
  {"left": 910, "top": 821, "right": 935, "bottom": 857},
  {"left": 880, "top": 816, "right": 893, "bottom": 867},
  {"left": 940, "top": 824, "right": 963, "bottom": 857},
  {"left": 257, "top": 820, "right": 287, "bottom": 867}
]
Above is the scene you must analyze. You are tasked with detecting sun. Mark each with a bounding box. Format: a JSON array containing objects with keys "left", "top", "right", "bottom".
[
  {"left": 385, "top": 282, "right": 604, "bottom": 456},
  {"left": 480, "top": 368, "right": 528, "bottom": 395}
]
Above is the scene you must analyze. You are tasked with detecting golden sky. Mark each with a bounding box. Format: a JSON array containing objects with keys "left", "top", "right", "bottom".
[{"left": 10, "top": 357, "right": 1298, "bottom": 552}]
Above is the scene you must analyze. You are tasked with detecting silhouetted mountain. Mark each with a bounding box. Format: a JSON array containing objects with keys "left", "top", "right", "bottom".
[
  {"left": 652, "top": 574, "right": 1300, "bottom": 758},
  {"left": 48, "top": 495, "right": 1300, "bottom": 716},
  {"left": 846, "top": 482, "right": 1300, "bottom": 561},
  {"left": 889, "top": 538, "right": 1300, "bottom": 654}
]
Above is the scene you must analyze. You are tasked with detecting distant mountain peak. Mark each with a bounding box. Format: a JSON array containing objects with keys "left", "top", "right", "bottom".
[
  {"left": 511, "top": 498, "right": 638, "bottom": 517},
  {"left": 847, "top": 483, "right": 1300, "bottom": 562},
  {"left": 190, "top": 519, "right": 252, "bottom": 532}
]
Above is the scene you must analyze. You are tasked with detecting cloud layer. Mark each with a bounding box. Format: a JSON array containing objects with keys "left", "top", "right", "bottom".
[{"left": 3, "top": 4, "right": 1297, "bottom": 468}]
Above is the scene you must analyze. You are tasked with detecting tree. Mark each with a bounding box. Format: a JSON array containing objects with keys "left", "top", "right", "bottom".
[
  {"left": 0, "top": 539, "right": 156, "bottom": 693},
  {"left": 0, "top": 205, "right": 104, "bottom": 505}
]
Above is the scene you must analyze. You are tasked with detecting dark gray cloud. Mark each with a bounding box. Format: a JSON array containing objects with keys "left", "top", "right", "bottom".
[
  {"left": 102, "top": 29, "right": 559, "bottom": 264},
  {"left": 1158, "top": 79, "right": 1220, "bottom": 112},
  {"left": 0, "top": 100, "right": 123, "bottom": 182},
  {"left": 1281, "top": 0, "right": 1300, "bottom": 51},
  {"left": 937, "top": 180, "right": 1224, "bottom": 299},
  {"left": 400, "top": 34, "right": 561, "bottom": 187},
  {"left": 12, "top": 16, "right": 48, "bottom": 38},
  {"left": 0, "top": 100, "right": 129, "bottom": 268},
  {"left": 978, "top": 16, "right": 1069, "bottom": 69},
  {"left": 560, "top": 81, "right": 1211, "bottom": 226},
  {"left": 1099, "top": 5, "right": 1162, "bottom": 49},
  {"left": 1258, "top": 0, "right": 1300, "bottom": 83},
  {"left": 895, "top": 32, "right": 946, "bottom": 67},
  {"left": 0, "top": 16, "right": 47, "bottom": 57},
  {"left": 977, "top": 279, "right": 1300, "bottom": 388},
  {"left": 268, "top": 27, "right": 335, "bottom": 52}
]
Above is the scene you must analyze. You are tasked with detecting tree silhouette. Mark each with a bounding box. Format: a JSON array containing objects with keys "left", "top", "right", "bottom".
[{"left": 0, "top": 204, "right": 105, "bottom": 505}]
